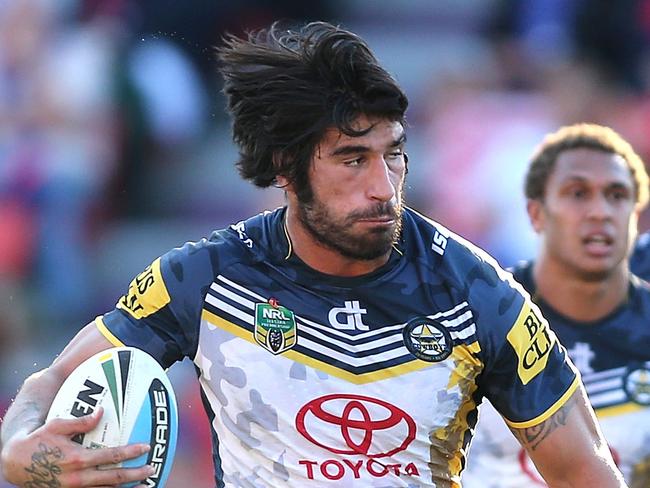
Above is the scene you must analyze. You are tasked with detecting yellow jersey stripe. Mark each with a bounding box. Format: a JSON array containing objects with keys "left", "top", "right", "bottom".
[
  {"left": 95, "top": 316, "right": 125, "bottom": 347},
  {"left": 504, "top": 375, "right": 581, "bottom": 429}
]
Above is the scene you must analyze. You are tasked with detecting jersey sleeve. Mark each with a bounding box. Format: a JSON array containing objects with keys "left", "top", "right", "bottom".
[
  {"left": 96, "top": 237, "right": 218, "bottom": 369},
  {"left": 473, "top": 262, "right": 580, "bottom": 428}
]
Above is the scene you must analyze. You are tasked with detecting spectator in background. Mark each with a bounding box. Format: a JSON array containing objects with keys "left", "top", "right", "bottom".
[
  {"left": 463, "top": 124, "right": 650, "bottom": 488},
  {"left": 0, "top": 0, "right": 121, "bottom": 328}
]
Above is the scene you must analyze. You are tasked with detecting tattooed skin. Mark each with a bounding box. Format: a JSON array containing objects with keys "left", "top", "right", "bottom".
[
  {"left": 23, "top": 443, "right": 63, "bottom": 488},
  {"left": 510, "top": 395, "right": 577, "bottom": 452}
]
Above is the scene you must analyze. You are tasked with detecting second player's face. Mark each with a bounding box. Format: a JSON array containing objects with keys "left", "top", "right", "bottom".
[
  {"left": 296, "top": 115, "right": 407, "bottom": 261},
  {"left": 530, "top": 147, "right": 638, "bottom": 280}
]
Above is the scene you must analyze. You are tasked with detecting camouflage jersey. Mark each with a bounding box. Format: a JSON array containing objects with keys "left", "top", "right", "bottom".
[
  {"left": 96, "top": 207, "right": 579, "bottom": 488},
  {"left": 462, "top": 261, "right": 650, "bottom": 488}
]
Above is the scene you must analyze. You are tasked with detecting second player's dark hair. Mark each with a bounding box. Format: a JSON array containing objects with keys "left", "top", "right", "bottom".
[{"left": 217, "top": 21, "right": 408, "bottom": 199}]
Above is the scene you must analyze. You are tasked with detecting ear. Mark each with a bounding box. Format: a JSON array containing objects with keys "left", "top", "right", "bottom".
[
  {"left": 527, "top": 199, "right": 545, "bottom": 234},
  {"left": 275, "top": 174, "right": 294, "bottom": 193}
]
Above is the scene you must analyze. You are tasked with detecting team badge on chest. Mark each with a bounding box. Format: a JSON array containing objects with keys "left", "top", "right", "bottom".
[
  {"left": 624, "top": 367, "right": 650, "bottom": 405},
  {"left": 403, "top": 317, "right": 452, "bottom": 362},
  {"left": 254, "top": 299, "right": 297, "bottom": 354}
]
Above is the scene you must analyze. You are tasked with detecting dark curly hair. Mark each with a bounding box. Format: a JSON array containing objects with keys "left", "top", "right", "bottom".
[
  {"left": 217, "top": 21, "right": 408, "bottom": 201},
  {"left": 525, "top": 123, "right": 649, "bottom": 209}
]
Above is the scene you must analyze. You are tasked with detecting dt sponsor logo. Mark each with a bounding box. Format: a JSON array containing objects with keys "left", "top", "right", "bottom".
[
  {"left": 328, "top": 300, "right": 369, "bottom": 331},
  {"left": 295, "top": 394, "right": 419, "bottom": 481}
]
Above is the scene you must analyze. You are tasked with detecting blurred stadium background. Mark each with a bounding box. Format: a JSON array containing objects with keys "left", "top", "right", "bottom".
[{"left": 2, "top": 0, "right": 650, "bottom": 486}]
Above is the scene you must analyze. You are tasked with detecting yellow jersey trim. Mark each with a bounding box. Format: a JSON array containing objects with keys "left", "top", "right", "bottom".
[
  {"left": 201, "top": 309, "right": 434, "bottom": 385},
  {"left": 95, "top": 316, "right": 125, "bottom": 347},
  {"left": 504, "top": 375, "right": 581, "bottom": 429}
]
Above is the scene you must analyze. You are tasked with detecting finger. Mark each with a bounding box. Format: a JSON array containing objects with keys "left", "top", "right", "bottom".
[
  {"left": 79, "top": 443, "right": 151, "bottom": 469},
  {"left": 64, "top": 464, "right": 155, "bottom": 488},
  {"left": 48, "top": 407, "right": 104, "bottom": 435}
]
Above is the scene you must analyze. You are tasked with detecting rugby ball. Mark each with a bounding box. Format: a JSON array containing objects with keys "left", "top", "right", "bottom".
[{"left": 46, "top": 346, "right": 178, "bottom": 487}]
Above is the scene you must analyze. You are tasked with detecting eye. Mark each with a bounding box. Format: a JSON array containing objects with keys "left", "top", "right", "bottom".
[
  {"left": 571, "top": 188, "right": 587, "bottom": 199},
  {"left": 385, "top": 150, "right": 406, "bottom": 170},
  {"left": 609, "top": 189, "right": 630, "bottom": 201},
  {"left": 344, "top": 157, "right": 363, "bottom": 167}
]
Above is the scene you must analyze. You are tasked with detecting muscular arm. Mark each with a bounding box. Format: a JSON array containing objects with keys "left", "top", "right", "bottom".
[
  {"left": 510, "top": 384, "right": 627, "bottom": 488},
  {"left": 0, "top": 322, "right": 154, "bottom": 487}
]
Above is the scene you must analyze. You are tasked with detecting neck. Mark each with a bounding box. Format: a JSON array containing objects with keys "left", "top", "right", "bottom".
[
  {"left": 532, "top": 257, "right": 629, "bottom": 322},
  {"left": 284, "top": 206, "right": 391, "bottom": 277}
]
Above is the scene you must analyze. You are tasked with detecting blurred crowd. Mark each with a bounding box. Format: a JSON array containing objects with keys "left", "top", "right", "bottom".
[{"left": 2, "top": 0, "right": 650, "bottom": 486}]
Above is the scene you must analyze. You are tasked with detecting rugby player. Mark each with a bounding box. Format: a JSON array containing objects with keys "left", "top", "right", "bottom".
[{"left": 1, "top": 24, "right": 627, "bottom": 487}]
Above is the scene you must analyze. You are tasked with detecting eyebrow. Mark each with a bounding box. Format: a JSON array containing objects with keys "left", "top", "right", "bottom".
[
  {"left": 330, "top": 133, "right": 407, "bottom": 157},
  {"left": 561, "top": 176, "right": 633, "bottom": 190}
]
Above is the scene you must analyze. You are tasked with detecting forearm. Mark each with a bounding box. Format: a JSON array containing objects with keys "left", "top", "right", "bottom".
[
  {"left": 521, "top": 386, "right": 627, "bottom": 487},
  {"left": 544, "top": 453, "right": 626, "bottom": 488},
  {"left": 0, "top": 368, "right": 63, "bottom": 448}
]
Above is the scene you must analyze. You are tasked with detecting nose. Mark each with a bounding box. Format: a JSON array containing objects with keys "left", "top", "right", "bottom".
[
  {"left": 586, "top": 193, "right": 613, "bottom": 220},
  {"left": 366, "top": 156, "right": 397, "bottom": 202}
]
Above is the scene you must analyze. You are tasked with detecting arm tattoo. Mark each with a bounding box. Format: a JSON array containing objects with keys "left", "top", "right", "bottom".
[
  {"left": 24, "top": 443, "right": 63, "bottom": 488},
  {"left": 510, "top": 395, "right": 577, "bottom": 452}
]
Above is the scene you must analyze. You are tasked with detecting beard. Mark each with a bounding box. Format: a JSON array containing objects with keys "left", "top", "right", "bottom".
[{"left": 295, "top": 189, "right": 404, "bottom": 261}]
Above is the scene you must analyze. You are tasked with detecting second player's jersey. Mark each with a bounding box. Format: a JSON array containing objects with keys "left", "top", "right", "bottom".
[
  {"left": 630, "top": 231, "right": 650, "bottom": 281},
  {"left": 97, "top": 208, "right": 578, "bottom": 487},
  {"left": 462, "top": 261, "right": 650, "bottom": 487}
]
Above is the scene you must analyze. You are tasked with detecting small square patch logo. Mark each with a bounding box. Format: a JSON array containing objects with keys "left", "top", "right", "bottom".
[{"left": 254, "top": 302, "right": 297, "bottom": 354}]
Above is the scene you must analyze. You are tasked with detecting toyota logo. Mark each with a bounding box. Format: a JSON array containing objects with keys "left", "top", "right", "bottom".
[{"left": 295, "top": 394, "right": 416, "bottom": 458}]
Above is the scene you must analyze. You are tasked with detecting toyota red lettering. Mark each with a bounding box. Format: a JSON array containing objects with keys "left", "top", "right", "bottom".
[{"left": 295, "top": 394, "right": 420, "bottom": 481}]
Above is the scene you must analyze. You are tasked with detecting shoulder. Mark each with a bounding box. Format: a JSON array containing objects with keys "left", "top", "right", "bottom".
[
  {"left": 630, "top": 231, "right": 650, "bottom": 281},
  {"left": 120, "top": 210, "right": 282, "bottom": 317},
  {"left": 163, "top": 208, "right": 284, "bottom": 272},
  {"left": 403, "top": 209, "right": 532, "bottom": 339},
  {"left": 403, "top": 208, "right": 523, "bottom": 299},
  {"left": 509, "top": 260, "right": 535, "bottom": 291},
  {"left": 628, "top": 272, "right": 650, "bottom": 315}
]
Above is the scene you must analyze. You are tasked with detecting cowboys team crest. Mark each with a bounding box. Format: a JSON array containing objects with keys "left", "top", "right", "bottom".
[
  {"left": 624, "top": 367, "right": 650, "bottom": 405},
  {"left": 254, "top": 300, "right": 297, "bottom": 354},
  {"left": 403, "top": 317, "right": 452, "bottom": 362}
]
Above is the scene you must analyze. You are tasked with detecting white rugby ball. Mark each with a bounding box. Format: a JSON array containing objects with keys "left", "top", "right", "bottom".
[{"left": 47, "top": 346, "right": 178, "bottom": 487}]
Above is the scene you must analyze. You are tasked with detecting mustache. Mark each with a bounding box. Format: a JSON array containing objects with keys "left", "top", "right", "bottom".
[{"left": 348, "top": 202, "right": 400, "bottom": 221}]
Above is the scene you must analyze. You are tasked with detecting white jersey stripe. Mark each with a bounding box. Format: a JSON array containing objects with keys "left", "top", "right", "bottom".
[
  {"left": 205, "top": 294, "right": 253, "bottom": 325},
  {"left": 210, "top": 283, "right": 256, "bottom": 309},
  {"left": 297, "top": 334, "right": 411, "bottom": 366}
]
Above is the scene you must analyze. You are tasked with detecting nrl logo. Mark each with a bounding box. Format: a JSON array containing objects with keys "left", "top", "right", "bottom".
[{"left": 254, "top": 299, "right": 297, "bottom": 354}]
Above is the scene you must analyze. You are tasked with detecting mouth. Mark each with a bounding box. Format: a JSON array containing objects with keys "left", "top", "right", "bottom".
[
  {"left": 582, "top": 233, "right": 614, "bottom": 256},
  {"left": 356, "top": 216, "right": 396, "bottom": 225}
]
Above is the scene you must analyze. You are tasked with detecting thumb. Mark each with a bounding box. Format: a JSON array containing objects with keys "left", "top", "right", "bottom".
[{"left": 48, "top": 406, "right": 104, "bottom": 435}]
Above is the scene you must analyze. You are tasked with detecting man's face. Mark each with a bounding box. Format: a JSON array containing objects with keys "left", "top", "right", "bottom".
[
  {"left": 296, "top": 115, "right": 407, "bottom": 261},
  {"left": 528, "top": 147, "right": 639, "bottom": 280}
]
